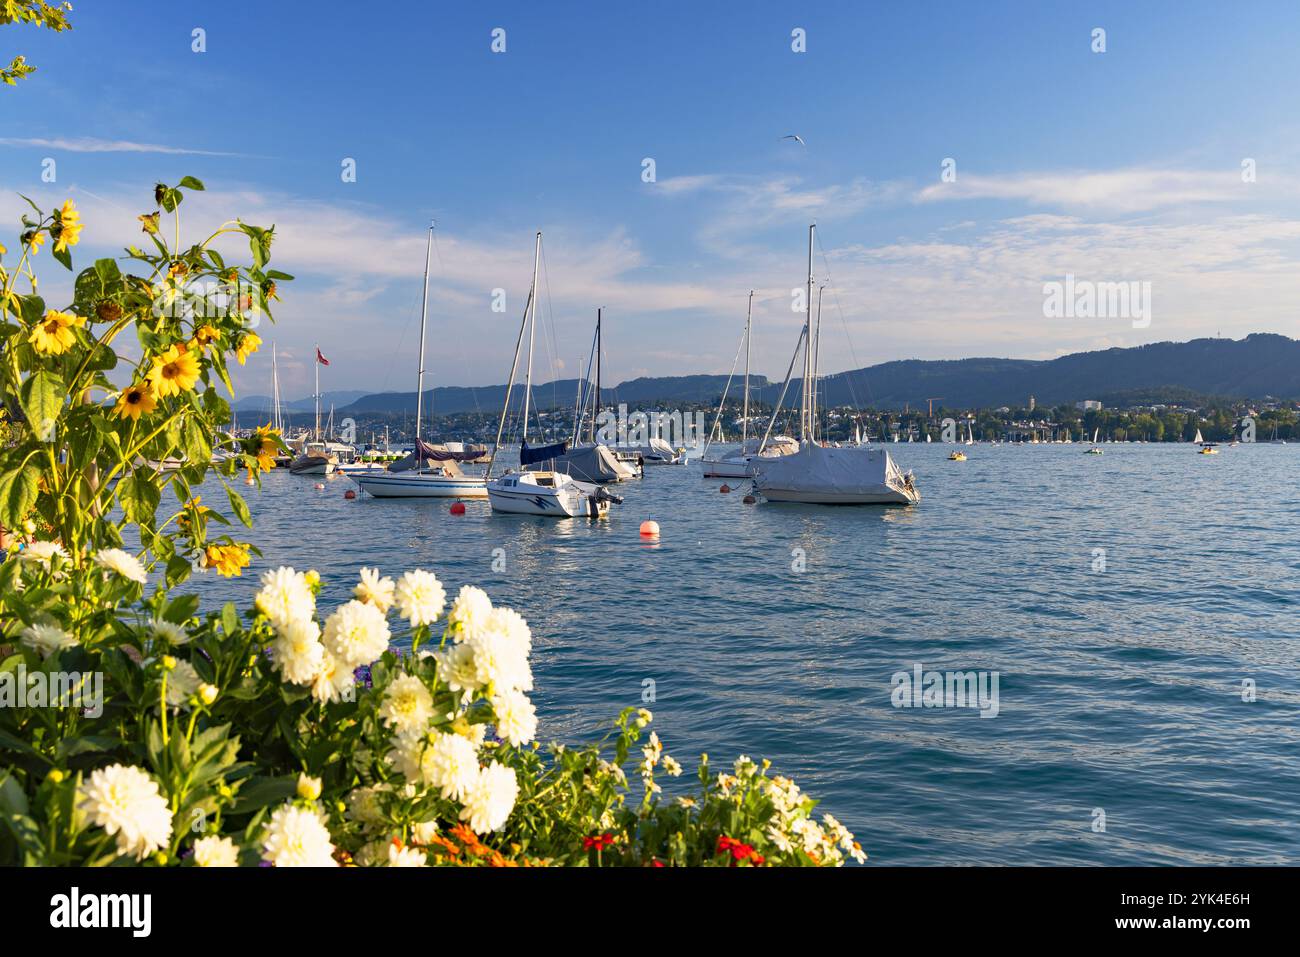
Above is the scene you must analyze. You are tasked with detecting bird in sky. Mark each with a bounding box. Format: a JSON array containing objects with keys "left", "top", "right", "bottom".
[{"left": 780, "top": 134, "right": 807, "bottom": 147}]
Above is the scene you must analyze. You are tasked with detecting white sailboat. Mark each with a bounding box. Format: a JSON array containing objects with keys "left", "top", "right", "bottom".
[
  {"left": 700, "top": 291, "right": 798, "bottom": 477},
  {"left": 486, "top": 232, "right": 619, "bottom": 518},
  {"left": 351, "top": 224, "right": 488, "bottom": 498},
  {"left": 749, "top": 225, "right": 919, "bottom": 505}
]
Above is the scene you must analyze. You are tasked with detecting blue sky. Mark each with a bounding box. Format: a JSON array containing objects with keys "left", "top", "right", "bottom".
[{"left": 4, "top": 1, "right": 1300, "bottom": 399}]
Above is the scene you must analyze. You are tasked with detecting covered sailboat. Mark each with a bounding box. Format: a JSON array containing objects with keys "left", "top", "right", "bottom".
[{"left": 749, "top": 224, "right": 919, "bottom": 506}]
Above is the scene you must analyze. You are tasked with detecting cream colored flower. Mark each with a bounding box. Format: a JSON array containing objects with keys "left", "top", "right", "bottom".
[
  {"left": 465, "top": 623, "right": 532, "bottom": 693},
  {"left": 149, "top": 618, "right": 190, "bottom": 645},
  {"left": 78, "top": 764, "right": 174, "bottom": 861},
  {"left": 164, "top": 659, "right": 202, "bottom": 708},
  {"left": 193, "top": 835, "right": 240, "bottom": 867},
  {"left": 353, "top": 567, "right": 395, "bottom": 613},
  {"left": 21, "top": 622, "right": 78, "bottom": 659},
  {"left": 447, "top": 585, "right": 492, "bottom": 639},
  {"left": 420, "top": 731, "right": 479, "bottom": 802},
  {"left": 322, "top": 599, "right": 390, "bottom": 669},
  {"left": 93, "top": 547, "right": 148, "bottom": 584},
  {"left": 459, "top": 762, "right": 518, "bottom": 834},
  {"left": 297, "top": 774, "right": 322, "bottom": 802},
  {"left": 393, "top": 569, "right": 445, "bottom": 628},
  {"left": 491, "top": 688, "right": 537, "bottom": 747},
  {"left": 261, "top": 803, "right": 337, "bottom": 867},
  {"left": 18, "top": 540, "right": 68, "bottom": 567},
  {"left": 379, "top": 674, "right": 434, "bottom": 736},
  {"left": 309, "top": 651, "right": 355, "bottom": 704},
  {"left": 410, "top": 820, "right": 439, "bottom": 845},
  {"left": 433, "top": 641, "right": 481, "bottom": 694},
  {"left": 272, "top": 618, "right": 325, "bottom": 685},
  {"left": 387, "top": 841, "right": 427, "bottom": 867},
  {"left": 255, "top": 566, "right": 315, "bottom": 631}
]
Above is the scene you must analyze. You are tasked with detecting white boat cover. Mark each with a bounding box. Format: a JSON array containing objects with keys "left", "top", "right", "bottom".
[
  {"left": 750, "top": 442, "right": 918, "bottom": 504},
  {"left": 614, "top": 437, "right": 676, "bottom": 460},
  {"left": 388, "top": 440, "right": 473, "bottom": 474},
  {"left": 545, "top": 443, "right": 633, "bottom": 483}
]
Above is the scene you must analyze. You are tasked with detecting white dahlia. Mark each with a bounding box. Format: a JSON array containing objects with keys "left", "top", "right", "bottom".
[
  {"left": 379, "top": 674, "right": 434, "bottom": 736},
  {"left": 254, "top": 566, "right": 315, "bottom": 630},
  {"left": 459, "top": 762, "right": 518, "bottom": 834},
  {"left": 78, "top": 764, "right": 174, "bottom": 861},
  {"left": 192, "top": 835, "right": 240, "bottom": 867},
  {"left": 261, "top": 803, "right": 337, "bottom": 867},
  {"left": 420, "top": 731, "right": 480, "bottom": 801},
  {"left": 410, "top": 820, "right": 439, "bottom": 845},
  {"left": 388, "top": 841, "right": 428, "bottom": 867},
  {"left": 93, "top": 547, "right": 148, "bottom": 584},
  {"left": 149, "top": 618, "right": 191, "bottom": 645},
  {"left": 433, "top": 641, "right": 482, "bottom": 694},
  {"left": 164, "top": 659, "right": 202, "bottom": 708},
  {"left": 354, "top": 567, "right": 396, "bottom": 613},
  {"left": 18, "top": 540, "right": 68, "bottom": 567},
  {"left": 309, "top": 650, "right": 355, "bottom": 704},
  {"left": 447, "top": 585, "right": 492, "bottom": 640},
  {"left": 491, "top": 688, "right": 538, "bottom": 747},
  {"left": 466, "top": 625, "right": 532, "bottom": 693},
  {"left": 322, "top": 599, "right": 391, "bottom": 669},
  {"left": 20, "top": 622, "right": 77, "bottom": 659},
  {"left": 385, "top": 731, "right": 427, "bottom": 784},
  {"left": 486, "top": 606, "right": 532, "bottom": 653},
  {"left": 272, "top": 617, "right": 325, "bottom": 685},
  {"left": 393, "top": 569, "right": 445, "bottom": 628}
]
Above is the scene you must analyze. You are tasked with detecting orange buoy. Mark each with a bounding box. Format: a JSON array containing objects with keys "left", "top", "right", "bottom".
[
  {"left": 449, "top": 502, "right": 466, "bottom": 515},
  {"left": 314, "top": 482, "right": 325, "bottom": 490},
  {"left": 719, "top": 484, "right": 731, "bottom": 493},
  {"left": 639, "top": 519, "right": 659, "bottom": 537},
  {"left": 742, "top": 494, "right": 756, "bottom": 504},
  {"left": 344, "top": 490, "right": 357, "bottom": 500},
  {"left": 244, "top": 477, "right": 256, "bottom": 486}
]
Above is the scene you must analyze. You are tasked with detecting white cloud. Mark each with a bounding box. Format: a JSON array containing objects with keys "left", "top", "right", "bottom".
[{"left": 0, "top": 136, "right": 245, "bottom": 157}]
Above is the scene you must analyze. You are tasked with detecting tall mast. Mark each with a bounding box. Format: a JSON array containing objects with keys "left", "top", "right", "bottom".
[
  {"left": 414, "top": 222, "right": 433, "bottom": 448},
  {"left": 591, "top": 308, "right": 602, "bottom": 444},
  {"left": 801, "top": 224, "right": 814, "bottom": 442},
  {"left": 813, "top": 283, "right": 824, "bottom": 441},
  {"left": 521, "top": 231, "right": 541, "bottom": 445},
  {"left": 742, "top": 291, "right": 753, "bottom": 449},
  {"left": 271, "top": 342, "right": 282, "bottom": 433},
  {"left": 314, "top": 342, "right": 321, "bottom": 441}
]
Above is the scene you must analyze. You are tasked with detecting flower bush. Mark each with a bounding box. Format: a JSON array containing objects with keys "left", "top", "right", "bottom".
[{"left": 0, "top": 189, "right": 864, "bottom": 867}]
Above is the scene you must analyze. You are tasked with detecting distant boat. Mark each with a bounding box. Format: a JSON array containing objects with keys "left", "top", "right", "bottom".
[
  {"left": 948, "top": 450, "right": 967, "bottom": 461},
  {"left": 351, "top": 224, "right": 488, "bottom": 499},
  {"left": 748, "top": 225, "right": 919, "bottom": 506},
  {"left": 1085, "top": 428, "right": 1103, "bottom": 454}
]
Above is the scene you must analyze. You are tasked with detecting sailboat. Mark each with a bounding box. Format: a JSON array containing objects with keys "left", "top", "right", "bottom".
[
  {"left": 350, "top": 224, "right": 488, "bottom": 498},
  {"left": 1084, "top": 427, "right": 1103, "bottom": 454},
  {"left": 749, "top": 225, "right": 919, "bottom": 505},
  {"left": 700, "top": 292, "right": 798, "bottom": 478},
  {"left": 289, "top": 344, "right": 338, "bottom": 474},
  {"left": 1195, "top": 427, "right": 1219, "bottom": 454},
  {"left": 486, "top": 232, "right": 621, "bottom": 518}
]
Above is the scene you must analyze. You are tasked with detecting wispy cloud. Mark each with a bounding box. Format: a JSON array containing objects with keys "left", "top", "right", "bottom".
[
  {"left": 0, "top": 136, "right": 245, "bottom": 157},
  {"left": 916, "top": 168, "right": 1258, "bottom": 213}
]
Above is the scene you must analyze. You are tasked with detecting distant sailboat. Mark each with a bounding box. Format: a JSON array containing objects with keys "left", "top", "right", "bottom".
[{"left": 1084, "top": 427, "right": 1103, "bottom": 454}]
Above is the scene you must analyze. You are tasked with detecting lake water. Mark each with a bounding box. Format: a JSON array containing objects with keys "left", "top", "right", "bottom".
[{"left": 187, "top": 443, "right": 1300, "bottom": 865}]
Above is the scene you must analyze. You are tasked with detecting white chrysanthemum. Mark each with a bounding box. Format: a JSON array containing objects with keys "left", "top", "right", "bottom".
[
  {"left": 19, "top": 540, "right": 68, "bottom": 567},
  {"left": 485, "top": 606, "right": 532, "bottom": 653},
  {"left": 346, "top": 785, "right": 388, "bottom": 826},
  {"left": 193, "top": 835, "right": 240, "bottom": 867},
  {"left": 421, "top": 731, "right": 480, "bottom": 801},
  {"left": 149, "top": 618, "right": 190, "bottom": 645},
  {"left": 385, "top": 731, "right": 427, "bottom": 784},
  {"left": 447, "top": 585, "right": 492, "bottom": 640},
  {"left": 766, "top": 825, "right": 793, "bottom": 854},
  {"left": 459, "top": 762, "right": 518, "bottom": 834},
  {"left": 491, "top": 688, "right": 537, "bottom": 747},
  {"left": 465, "top": 625, "right": 532, "bottom": 693},
  {"left": 78, "top": 764, "right": 174, "bottom": 861},
  {"left": 379, "top": 674, "right": 434, "bottom": 736},
  {"left": 93, "top": 547, "right": 148, "bottom": 584},
  {"left": 255, "top": 566, "right": 315, "bottom": 631},
  {"left": 388, "top": 842, "right": 428, "bottom": 867},
  {"left": 322, "top": 599, "right": 391, "bottom": 669},
  {"left": 411, "top": 820, "right": 439, "bottom": 845},
  {"left": 354, "top": 567, "right": 395, "bottom": 613},
  {"left": 662, "top": 755, "right": 683, "bottom": 777},
  {"left": 20, "top": 622, "right": 77, "bottom": 659},
  {"left": 393, "top": 569, "right": 445, "bottom": 628},
  {"left": 261, "top": 803, "right": 337, "bottom": 867},
  {"left": 272, "top": 618, "right": 325, "bottom": 685},
  {"left": 165, "top": 659, "right": 202, "bottom": 708},
  {"left": 309, "top": 651, "right": 355, "bottom": 704},
  {"left": 433, "top": 642, "right": 482, "bottom": 694}
]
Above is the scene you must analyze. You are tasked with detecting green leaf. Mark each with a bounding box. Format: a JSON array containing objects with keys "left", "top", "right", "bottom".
[
  {"left": 19, "top": 371, "right": 64, "bottom": 443},
  {"left": 181, "top": 414, "right": 211, "bottom": 468},
  {"left": 165, "top": 555, "right": 193, "bottom": 588},
  {"left": 0, "top": 464, "right": 39, "bottom": 529},
  {"left": 225, "top": 485, "right": 252, "bottom": 528},
  {"left": 162, "top": 593, "right": 200, "bottom": 625},
  {"left": 117, "top": 472, "right": 161, "bottom": 527},
  {"left": 178, "top": 176, "right": 206, "bottom": 191},
  {"left": 230, "top": 775, "right": 297, "bottom": 814},
  {"left": 221, "top": 603, "right": 239, "bottom": 637},
  {"left": 52, "top": 245, "right": 72, "bottom": 271}
]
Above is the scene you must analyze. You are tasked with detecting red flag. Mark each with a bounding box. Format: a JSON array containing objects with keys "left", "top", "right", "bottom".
[{"left": 316, "top": 348, "right": 330, "bottom": 366}]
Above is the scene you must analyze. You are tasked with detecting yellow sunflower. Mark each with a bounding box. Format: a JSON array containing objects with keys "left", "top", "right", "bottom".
[
  {"left": 54, "top": 199, "right": 82, "bottom": 252},
  {"left": 30, "top": 309, "right": 85, "bottom": 355},
  {"left": 251, "top": 425, "right": 281, "bottom": 472},
  {"left": 146, "top": 344, "right": 201, "bottom": 398},
  {"left": 139, "top": 212, "right": 160, "bottom": 235},
  {"left": 28, "top": 231, "right": 46, "bottom": 255},
  {"left": 113, "top": 383, "right": 158, "bottom": 421},
  {"left": 203, "top": 543, "right": 250, "bottom": 578},
  {"left": 235, "top": 332, "right": 262, "bottom": 366},
  {"left": 191, "top": 324, "right": 220, "bottom": 351}
]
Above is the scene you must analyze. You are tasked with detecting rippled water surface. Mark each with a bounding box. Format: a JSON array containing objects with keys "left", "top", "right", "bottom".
[{"left": 189, "top": 443, "right": 1300, "bottom": 865}]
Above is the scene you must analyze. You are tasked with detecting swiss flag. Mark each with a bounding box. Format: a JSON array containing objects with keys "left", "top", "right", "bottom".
[{"left": 316, "top": 348, "right": 330, "bottom": 366}]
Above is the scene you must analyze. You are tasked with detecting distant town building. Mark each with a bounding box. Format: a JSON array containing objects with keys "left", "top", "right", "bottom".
[
  {"left": 1076, "top": 400, "right": 1103, "bottom": 411},
  {"left": 1028, "top": 395, "right": 1036, "bottom": 412}
]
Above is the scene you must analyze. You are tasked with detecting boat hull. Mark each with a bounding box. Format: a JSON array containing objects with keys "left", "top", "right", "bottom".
[
  {"left": 289, "top": 459, "right": 334, "bottom": 475},
  {"left": 751, "top": 443, "right": 919, "bottom": 506},
  {"left": 700, "top": 457, "right": 752, "bottom": 478},
  {"left": 351, "top": 473, "right": 488, "bottom": 498}
]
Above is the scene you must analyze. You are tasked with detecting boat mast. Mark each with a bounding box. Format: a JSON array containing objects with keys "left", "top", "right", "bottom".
[
  {"left": 591, "top": 307, "right": 601, "bottom": 444},
  {"left": 271, "top": 342, "right": 282, "bottom": 433},
  {"left": 414, "top": 222, "right": 433, "bottom": 450},
  {"left": 314, "top": 342, "right": 321, "bottom": 441},
  {"left": 813, "top": 282, "right": 824, "bottom": 442},
  {"left": 742, "top": 291, "right": 752, "bottom": 450},
  {"left": 801, "top": 224, "right": 814, "bottom": 443},
  {"left": 485, "top": 269, "right": 535, "bottom": 481},
  {"left": 521, "top": 231, "right": 541, "bottom": 446}
]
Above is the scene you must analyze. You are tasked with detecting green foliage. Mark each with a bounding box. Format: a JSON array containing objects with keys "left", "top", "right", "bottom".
[{"left": 1, "top": 1, "right": 73, "bottom": 86}]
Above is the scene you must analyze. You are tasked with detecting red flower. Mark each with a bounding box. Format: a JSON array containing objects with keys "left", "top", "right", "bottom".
[
  {"left": 716, "top": 834, "right": 761, "bottom": 864},
  {"left": 583, "top": 832, "right": 616, "bottom": 851}
]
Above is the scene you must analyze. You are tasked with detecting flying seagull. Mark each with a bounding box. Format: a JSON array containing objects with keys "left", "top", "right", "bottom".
[{"left": 780, "top": 134, "right": 806, "bottom": 147}]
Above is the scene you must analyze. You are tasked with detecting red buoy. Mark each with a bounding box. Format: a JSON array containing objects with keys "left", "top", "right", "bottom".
[
  {"left": 742, "top": 494, "right": 756, "bottom": 504},
  {"left": 450, "top": 502, "right": 466, "bottom": 515},
  {"left": 639, "top": 519, "right": 659, "bottom": 537},
  {"left": 719, "top": 484, "right": 731, "bottom": 493},
  {"left": 344, "top": 489, "right": 357, "bottom": 500}
]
